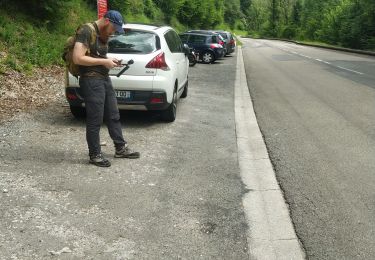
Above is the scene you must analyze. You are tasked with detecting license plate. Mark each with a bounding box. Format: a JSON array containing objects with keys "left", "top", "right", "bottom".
[{"left": 115, "top": 90, "right": 131, "bottom": 100}]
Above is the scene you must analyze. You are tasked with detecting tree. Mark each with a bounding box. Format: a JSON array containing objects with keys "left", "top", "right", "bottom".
[
  {"left": 240, "top": 0, "right": 252, "bottom": 16},
  {"left": 270, "top": 0, "right": 279, "bottom": 36},
  {"left": 291, "top": 0, "right": 302, "bottom": 25},
  {"left": 153, "top": 0, "right": 182, "bottom": 23},
  {"left": 224, "top": 0, "right": 242, "bottom": 28},
  {"left": 0, "top": 0, "right": 68, "bottom": 22}
]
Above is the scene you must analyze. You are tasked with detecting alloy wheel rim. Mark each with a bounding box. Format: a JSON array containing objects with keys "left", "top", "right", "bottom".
[{"left": 203, "top": 53, "right": 212, "bottom": 63}]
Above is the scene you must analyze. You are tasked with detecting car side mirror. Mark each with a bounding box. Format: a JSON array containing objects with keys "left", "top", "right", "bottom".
[{"left": 183, "top": 44, "right": 190, "bottom": 55}]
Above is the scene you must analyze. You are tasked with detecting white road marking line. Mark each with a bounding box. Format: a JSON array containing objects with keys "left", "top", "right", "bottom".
[
  {"left": 287, "top": 50, "right": 364, "bottom": 75},
  {"left": 337, "top": 66, "right": 364, "bottom": 75},
  {"left": 315, "top": 59, "right": 331, "bottom": 65},
  {"left": 263, "top": 38, "right": 366, "bottom": 76}
]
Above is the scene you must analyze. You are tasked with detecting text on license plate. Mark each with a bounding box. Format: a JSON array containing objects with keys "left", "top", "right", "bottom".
[{"left": 115, "top": 90, "right": 131, "bottom": 99}]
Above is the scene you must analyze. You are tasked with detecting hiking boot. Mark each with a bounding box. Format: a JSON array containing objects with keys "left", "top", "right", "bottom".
[
  {"left": 114, "top": 145, "right": 140, "bottom": 159},
  {"left": 89, "top": 153, "right": 111, "bottom": 167}
]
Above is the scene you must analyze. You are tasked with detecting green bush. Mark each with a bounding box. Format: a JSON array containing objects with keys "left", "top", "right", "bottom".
[
  {"left": 280, "top": 25, "right": 296, "bottom": 39},
  {"left": 364, "top": 37, "right": 375, "bottom": 50}
]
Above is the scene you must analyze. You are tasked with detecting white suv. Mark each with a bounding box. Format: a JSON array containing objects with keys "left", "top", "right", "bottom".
[{"left": 65, "top": 23, "right": 189, "bottom": 122}]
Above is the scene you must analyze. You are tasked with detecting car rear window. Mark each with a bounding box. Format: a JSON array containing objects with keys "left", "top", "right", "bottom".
[
  {"left": 219, "top": 32, "right": 228, "bottom": 39},
  {"left": 218, "top": 34, "right": 225, "bottom": 41},
  {"left": 108, "top": 30, "right": 159, "bottom": 54},
  {"left": 211, "top": 35, "right": 220, "bottom": 44},
  {"left": 188, "top": 34, "right": 207, "bottom": 44}
]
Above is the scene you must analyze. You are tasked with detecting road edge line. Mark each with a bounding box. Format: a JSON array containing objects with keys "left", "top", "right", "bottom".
[{"left": 234, "top": 46, "right": 306, "bottom": 260}]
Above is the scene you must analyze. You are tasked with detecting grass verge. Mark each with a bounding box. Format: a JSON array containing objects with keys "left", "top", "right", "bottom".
[{"left": 0, "top": 1, "right": 96, "bottom": 74}]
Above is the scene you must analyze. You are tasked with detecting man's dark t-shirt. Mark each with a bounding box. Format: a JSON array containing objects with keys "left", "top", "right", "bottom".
[{"left": 75, "top": 23, "right": 109, "bottom": 77}]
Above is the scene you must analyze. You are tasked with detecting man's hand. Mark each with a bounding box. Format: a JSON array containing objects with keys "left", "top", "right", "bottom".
[{"left": 103, "top": 58, "right": 122, "bottom": 69}]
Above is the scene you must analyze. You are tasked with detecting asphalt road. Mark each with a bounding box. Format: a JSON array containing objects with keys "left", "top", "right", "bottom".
[
  {"left": 0, "top": 55, "right": 250, "bottom": 259},
  {"left": 241, "top": 38, "right": 375, "bottom": 260}
]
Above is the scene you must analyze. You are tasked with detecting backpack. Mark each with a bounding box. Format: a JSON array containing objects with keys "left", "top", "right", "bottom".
[{"left": 62, "top": 23, "right": 97, "bottom": 78}]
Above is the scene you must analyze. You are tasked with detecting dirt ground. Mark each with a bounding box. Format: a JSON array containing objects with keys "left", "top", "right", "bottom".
[{"left": 0, "top": 66, "right": 65, "bottom": 122}]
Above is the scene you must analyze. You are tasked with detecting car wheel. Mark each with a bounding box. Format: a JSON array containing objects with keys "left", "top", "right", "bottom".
[
  {"left": 201, "top": 51, "right": 214, "bottom": 64},
  {"left": 181, "top": 80, "right": 188, "bottom": 98},
  {"left": 188, "top": 53, "right": 197, "bottom": 67},
  {"left": 161, "top": 87, "right": 177, "bottom": 122},
  {"left": 70, "top": 105, "right": 86, "bottom": 118}
]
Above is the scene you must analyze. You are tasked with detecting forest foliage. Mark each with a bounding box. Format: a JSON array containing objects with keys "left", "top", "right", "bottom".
[
  {"left": 245, "top": 0, "right": 375, "bottom": 50},
  {"left": 0, "top": 0, "right": 373, "bottom": 72}
]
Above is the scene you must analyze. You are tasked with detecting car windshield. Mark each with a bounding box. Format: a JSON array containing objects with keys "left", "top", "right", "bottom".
[{"left": 108, "top": 30, "right": 158, "bottom": 54}]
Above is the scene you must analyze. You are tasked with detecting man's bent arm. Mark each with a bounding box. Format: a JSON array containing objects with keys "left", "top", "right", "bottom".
[{"left": 72, "top": 42, "right": 116, "bottom": 69}]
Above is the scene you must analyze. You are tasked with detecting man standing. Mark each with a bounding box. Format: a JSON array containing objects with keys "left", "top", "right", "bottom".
[{"left": 72, "top": 10, "right": 140, "bottom": 167}]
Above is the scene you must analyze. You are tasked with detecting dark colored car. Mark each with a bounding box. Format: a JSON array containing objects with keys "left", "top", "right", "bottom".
[
  {"left": 213, "top": 31, "right": 236, "bottom": 54},
  {"left": 179, "top": 32, "right": 225, "bottom": 64},
  {"left": 186, "top": 30, "right": 228, "bottom": 55}
]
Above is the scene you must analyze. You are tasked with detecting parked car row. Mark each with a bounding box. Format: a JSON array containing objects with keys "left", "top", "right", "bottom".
[
  {"left": 179, "top": 30, "right": 236, "bottom": 64},
  {"left": 65, "top": 24, "right": 236, "bottom": 122}
]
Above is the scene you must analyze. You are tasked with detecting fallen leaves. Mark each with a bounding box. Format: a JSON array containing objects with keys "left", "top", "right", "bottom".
[{"left": 0, "top": 66, "right": 65, "bottom": 121}]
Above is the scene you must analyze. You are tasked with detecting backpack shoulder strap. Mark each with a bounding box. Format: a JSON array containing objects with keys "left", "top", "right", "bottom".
[
  {"left": 87, "top": 23, "right": 98, "bottom": 48},
  {"left": 75, "top": 22, "right": 98, "bottom": 55},
  {"left": 86, "top": 22, "right": 97, "bottom": 32}
]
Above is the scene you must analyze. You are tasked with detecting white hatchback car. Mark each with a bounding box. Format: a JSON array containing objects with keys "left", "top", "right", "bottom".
[{"left": 65, "top": 23, "right": 189, "bottom": 122}]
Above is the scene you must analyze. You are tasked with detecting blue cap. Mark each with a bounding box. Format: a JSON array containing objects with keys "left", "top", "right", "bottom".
[{"left": 104, "top": 10, "right": 124, "bottom": 34}]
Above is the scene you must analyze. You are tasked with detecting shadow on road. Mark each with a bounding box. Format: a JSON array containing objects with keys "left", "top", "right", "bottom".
[{"left": 45, "top": 106, "right": 166, "bottom": 130}]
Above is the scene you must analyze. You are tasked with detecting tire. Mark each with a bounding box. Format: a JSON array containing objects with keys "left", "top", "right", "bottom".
[
  {"left": 201, "top": 51, "right": 214, "bottom": 64},
  {"left": 181, "top": 80, "right": 188, "bottom": 98},
  {"left": 161, "top": 87, "right": 177, "bottom": 122},
  {"left": 70, "top": 105, "right": 86, "bottom": 118},
  {"left": 188, "top": 53, "right": 197, "bottom": 67}
]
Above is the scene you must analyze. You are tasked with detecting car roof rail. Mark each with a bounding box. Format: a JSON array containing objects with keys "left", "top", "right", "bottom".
[
  {"left": 187, "top": 30, "right": 221, "bottom": 35},
  {"left": 187, "top": 30, "right": 211, "bottom": 33},
  {"left": 182, "top": 32, "right": 211, "bottom": 36}
]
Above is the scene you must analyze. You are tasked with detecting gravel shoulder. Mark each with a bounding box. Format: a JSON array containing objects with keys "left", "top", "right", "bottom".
[{"left": 0, "top": 56, "right": 249, "bottom": 259}]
